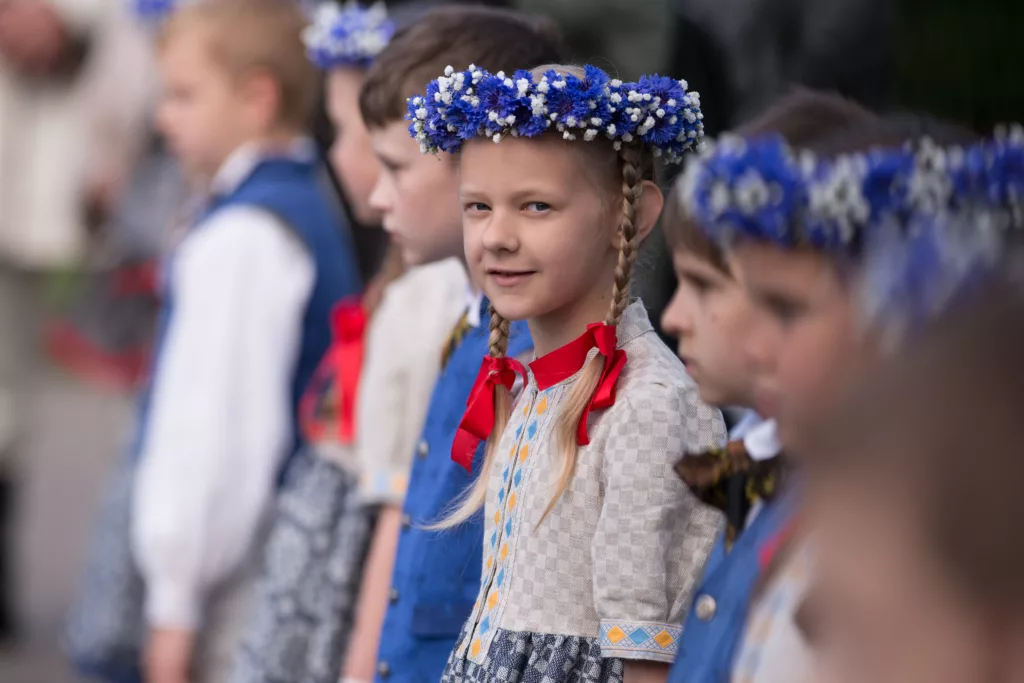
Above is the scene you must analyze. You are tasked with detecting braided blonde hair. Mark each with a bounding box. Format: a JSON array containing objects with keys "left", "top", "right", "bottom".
[{"left": 435, "top": 65, "right": 654, "bottom": 529}]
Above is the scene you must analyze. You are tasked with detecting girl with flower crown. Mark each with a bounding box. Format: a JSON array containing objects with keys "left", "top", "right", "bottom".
[{"left": 406, "top": 64, "right": 726, "bottom": 683}]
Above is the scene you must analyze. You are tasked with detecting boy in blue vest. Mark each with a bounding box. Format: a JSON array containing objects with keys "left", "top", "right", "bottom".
[
  {"left": 132, "top": 2, "right": 361, "bottom": 682},
  {"left": 659, "top": 91, "right": 875, "bottom": 683},
  {"left": 339, "top": 8, "right": 566, "bottom": 683}
]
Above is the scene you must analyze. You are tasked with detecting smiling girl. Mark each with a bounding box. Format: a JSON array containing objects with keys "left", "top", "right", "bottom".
[{"left": 407, "top": 65, "right": 726, "bottom": 683}]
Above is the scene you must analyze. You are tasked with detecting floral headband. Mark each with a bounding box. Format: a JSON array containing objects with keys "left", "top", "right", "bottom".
[
  {"left": 406, "top": 64, "right": 705, "bottom": 163},
  {"left": 679, "top": 129, "right": 1024, "bottom": 251},
  {"left": 303, "top": 1, "right": 394, "bottom": 69},
  {"left": 679, "top": 128, "right": 1024, "bottom": 342}
]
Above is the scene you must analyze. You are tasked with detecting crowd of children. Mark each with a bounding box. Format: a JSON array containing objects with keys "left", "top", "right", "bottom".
[{"left": 59, "top": 2, "right": 1024, "bottom": 683}]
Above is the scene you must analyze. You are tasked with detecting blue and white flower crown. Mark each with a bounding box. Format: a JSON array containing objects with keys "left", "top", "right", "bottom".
[
  {"left": 679, "top": 128, "right": 1024, "bottom": 343},
  {"left": 303, "top": 1, "right": 394, "bottom": 69},
  {"left": 406, "top": 64, "right": 705, "bottom": 163},
  {"left": 679, "top": 129, "right": 1024, "bottom": 251}
]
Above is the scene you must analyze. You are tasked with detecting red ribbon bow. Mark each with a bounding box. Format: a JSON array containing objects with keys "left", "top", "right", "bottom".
[
  {"left": 576, "top": 323, "right": 628, "bottom": 445},
  {"left": 451, "top": 355, "right": 527, "bottom": 472},
  {"left": 300, "top": 298, "right": 366, "bottom": 444}
]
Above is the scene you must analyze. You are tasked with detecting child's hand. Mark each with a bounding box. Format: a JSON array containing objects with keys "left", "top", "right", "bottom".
[
  {"left": 623, "top": 660, "right": 670, "bottom": 683},
  {"left": 144, "top": 628, "right": 195, "bottom": 683}
]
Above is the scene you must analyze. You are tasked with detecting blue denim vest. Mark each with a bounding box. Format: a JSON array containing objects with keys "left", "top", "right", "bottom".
[
  {"left": 374, "top": 304, "right": 532, "bottom": 683},
  {"left": 668, "top": 492, "right": 798, "bottom": 683}
]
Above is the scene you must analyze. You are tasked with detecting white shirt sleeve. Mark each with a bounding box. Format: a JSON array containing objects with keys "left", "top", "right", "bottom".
[
  {"left": 354, "top": 283, "right": 411, "bottom": 505},
  {"left": 356, "top": 260, "right": 468, "bottom": 506},
  {"left": 131, "top": 205, "right": 314, "bottom": 630}
]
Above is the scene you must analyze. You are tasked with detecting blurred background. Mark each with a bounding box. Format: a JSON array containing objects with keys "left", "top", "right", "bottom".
[{"left": 0, "top": 0, "right": 1018, "bottom": 680}]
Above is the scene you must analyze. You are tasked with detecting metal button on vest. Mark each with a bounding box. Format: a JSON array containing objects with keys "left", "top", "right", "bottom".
[
  {"left": 389, "top": 588, "right": 399, "bottom": 604},
  {"left": 401, "top": 514, "right": 411, "bottom": 530},
  {"left": 377, "top": 661, "right": 391, "bottom": 679},
  {"left": 695, "top": 594, "right": 717, "bottom": 622},
  {"left": 417, "top": 440, "right": 429, "bottom": 459}
]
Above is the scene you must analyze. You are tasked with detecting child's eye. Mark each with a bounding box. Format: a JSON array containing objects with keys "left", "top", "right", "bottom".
[
  {"left": 464, "top": 202, "right": 491, "bottom": 214},
  {"left": 764, "top": 295, "right": 806, "bottom": 327},
  {"left": 524, "top": 202, "right": 551, "bottom": 213},
  {"left": 682, "top": 273, "right": 713, "bottom": 295}
]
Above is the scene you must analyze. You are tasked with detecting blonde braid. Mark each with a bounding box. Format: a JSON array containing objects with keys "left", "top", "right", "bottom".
[
  {"left": 538, "top": 144, "right": 648, "bottom": 527},
  {"left": 606, "top": 143, "right": 643, "bottom": 326},
  {"left": 431, "top": 304, "right": 513, "bottom": 528},
  {"left": 488, "top": 304, "right": 511, "bottom": 358}
]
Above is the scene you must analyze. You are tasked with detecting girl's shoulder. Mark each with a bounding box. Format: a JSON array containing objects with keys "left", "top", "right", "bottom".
[
  {"left": 609, "top": 306, "right": 724, "bottom": 451},
  {"left": 617, "top": 324, "right": 700, "bottom": 400}
]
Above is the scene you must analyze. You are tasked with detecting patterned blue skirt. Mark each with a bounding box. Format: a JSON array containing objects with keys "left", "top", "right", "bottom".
[
  {"left": 441, "top": 629, "right": 624, "bottom": 683},
  {"left": 229, "top": 447, "right": 376, "bottom": 683}
]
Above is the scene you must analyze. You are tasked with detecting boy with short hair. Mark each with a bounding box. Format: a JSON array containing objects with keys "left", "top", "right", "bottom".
[
  {"left": 659, "top": 90, "right": 876, "bottom": 683},
  {"left": 340, "top": 8, "right": 567, "bottom": 683},
  {"left": 133, "top": 1, "right": 362, "bottom": 682}
]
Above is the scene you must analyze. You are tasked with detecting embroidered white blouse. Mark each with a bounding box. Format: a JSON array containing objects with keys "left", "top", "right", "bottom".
[{"left": 455, "top": 301, "right": 727, "bottom": 665}]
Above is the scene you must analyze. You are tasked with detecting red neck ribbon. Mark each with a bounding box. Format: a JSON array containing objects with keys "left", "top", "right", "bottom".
[
  {"left": 451, "top": 355, "right": 527, "bottom": 472},
  {"left": 529, "top": 322, "right": 628, "bottom": 446},
  {"left": 300, "top": 298, "right": 366, "bottom": 444}
]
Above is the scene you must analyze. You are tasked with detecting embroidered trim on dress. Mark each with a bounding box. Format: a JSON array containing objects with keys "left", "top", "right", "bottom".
[{"left": 599, "top": 620, "right": 682, "bottom": 662}]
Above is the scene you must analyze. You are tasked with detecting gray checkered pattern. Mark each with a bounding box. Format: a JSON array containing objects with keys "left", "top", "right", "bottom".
[
  {"left": 443, "top": 628, "right": 624, "bottom": 683},
  {"left": 229, "top": 446, "right": 376, "bottom": 683},
  {"left": 469, "top": 301, "right": 726, "bottom": 657}
]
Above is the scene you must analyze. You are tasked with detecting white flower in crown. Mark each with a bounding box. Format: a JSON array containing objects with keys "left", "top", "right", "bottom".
[
  {"left": 708, "top": 182, "right": 732, "bottom": 218},
  {"left": 304, "top": 1, "right": 395, "bottom": 70},
  {"left": 907, "top": 138, "right": 958, "bottom": 215},
  {"left": 808, "top": 154, "right": 870, "bottom": 243},
  {"left": 734, "top": 170, "right": 772, "bottom": 215}
]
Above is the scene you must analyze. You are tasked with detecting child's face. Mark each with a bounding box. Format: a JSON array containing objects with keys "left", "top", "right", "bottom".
[
  {"left": 368, "top": 121, "right": 463, "bottom": 267},
  {"left": 157, "top": 31, "right": 261, "bottom": 178},
  {"left": 662, "top": 248, "right": 757, "bottom": 407},
  {"left": 326, "top": 68, "right": 381, "bottom": 226},
  {"left": 460, "top": 136, "right": 626, "bottom": 337},
  {"left": 730, "top": 241, "right": 866, "bottom": 450},
  {"left": 811, "top": 481, "right": 993, "bottom": 683}
]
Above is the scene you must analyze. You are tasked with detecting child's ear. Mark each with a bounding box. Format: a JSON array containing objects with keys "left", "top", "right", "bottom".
[
  {"left": 634, "top": 179, "right": 664, "bottom": 241},
  {"left": 242, "top": 68, "right": 282, "bottom": 130}
]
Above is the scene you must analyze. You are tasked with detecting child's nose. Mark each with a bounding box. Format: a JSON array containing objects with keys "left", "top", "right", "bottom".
[
  {"left": 481, "top": 210, "right": 519, "bottom": 251},
  {"left": 661, "top": 290, "right": 693, "bottom": 339},
  {"left": 744, "top": 325, "right": 776, "bottom": 373},
  {"left": 368, "top": 175, "right": 391, "bottom": 212}
]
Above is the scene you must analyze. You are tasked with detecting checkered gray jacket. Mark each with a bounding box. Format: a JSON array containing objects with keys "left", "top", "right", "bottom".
[{"left": 448, "top": 301, "right": 725, "bottom": 678}]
